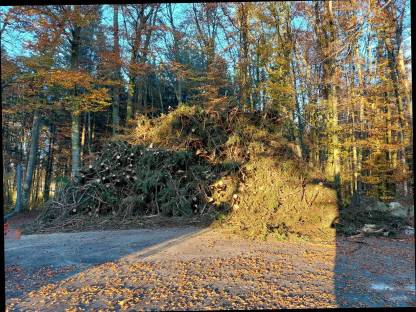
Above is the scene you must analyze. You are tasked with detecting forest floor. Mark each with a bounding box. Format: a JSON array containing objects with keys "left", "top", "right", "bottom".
[{"left": 5, "top": 226, "right": 415, "bottom": 310}]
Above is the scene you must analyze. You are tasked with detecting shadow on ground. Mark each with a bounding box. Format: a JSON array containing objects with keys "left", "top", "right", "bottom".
[
  {"left": 4, "top": 221, "right": 416, "bottom": 310},
  {"left": 4, "top": 165, "right": 415, "bottom": 308},
  {"left": 333, "top": 193, "right": 415, "bottom": 307},
  {"left": 5, "top": 226, "right": 206, "bottom": 298},
  {"left": 334, "top": 235, "right": 415, "bottom": 307}
]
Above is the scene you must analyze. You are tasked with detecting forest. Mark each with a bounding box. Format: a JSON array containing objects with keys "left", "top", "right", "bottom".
[{"left": 1, "top": 2, "right": 413, "bottom": 236}]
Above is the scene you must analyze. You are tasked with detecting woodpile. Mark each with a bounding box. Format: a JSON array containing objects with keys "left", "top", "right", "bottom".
[{"left": 36, "top": 141, "right": 221, "bottom": 227}]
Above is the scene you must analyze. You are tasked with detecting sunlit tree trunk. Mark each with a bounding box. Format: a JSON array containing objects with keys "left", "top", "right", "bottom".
[
  {"left": 315, "top": 1, "right": 340, "bottom": 188},
  {"left": 22, "top": 110, "right": 41, "bottom": 210},
  {"left": 237, "top": 3, "right": 250, "bottom": 109},
  {"left": 355, "top": 46, "right": 365, "bottom": 192},
  {"left": 167, "top": 3, "right": 183, "bottom": 106},
  {"left": 70, "top": 22, "right": 81, "bottom": 179},
  {"left": 43, "top": 123, "right": 55, "bottom": 202}
]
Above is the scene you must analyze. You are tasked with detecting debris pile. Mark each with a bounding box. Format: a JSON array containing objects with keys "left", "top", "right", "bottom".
[
  {"left": 36, "top": 141, "right": 228, "bottom": 230},
  {"left": 35, "top": 104, "right": 341, "bottom": 241},
  {"left": 334, "top": 194, "right": 411, "bottom": 237}
]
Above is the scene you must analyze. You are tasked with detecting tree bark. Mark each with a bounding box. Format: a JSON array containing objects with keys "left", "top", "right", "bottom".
[
  {"left": 126, "top": 76, "right": 135, "bottom": 122},
  {"left": 15, "top": 163, "right": 23, "bottom": 212},
  {"left": 238, "top": 3, "right": 250, "bottom": 109},
  {"left": 22, "top": 110, "right": 41, "bottom": 211},
  {"left": 112, "top": 5, "right": 120, "bottom": 135},
  {"left": 43, "top": 123, "right": 55, "bottom": 202},
  {"left": 167, "top": 3, "right": 183, "bottom": 106},
  {"left": 70, "top": 22, "right": 81, "bottom": 179},
  {"left": 71, "top": 113, "right": 81, "bottom": 179}
]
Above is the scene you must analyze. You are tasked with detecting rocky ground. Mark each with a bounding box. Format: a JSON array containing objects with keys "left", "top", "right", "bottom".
[{"left": 5, "top": 227, "right": 415, "bottom": 311}]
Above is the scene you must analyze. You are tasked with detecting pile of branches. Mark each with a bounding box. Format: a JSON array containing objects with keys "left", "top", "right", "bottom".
[
  {"left": 36, "top": 141, "right": 228, "bottom": 228},
  {"left": 35, "top": 105, "right": 329, "bottom": 239},
  {"left": 334, "top": 205, "right": 409, "bottom": 237},
  {"left": 130, "top": 104, "right": 290, "bottom": 164}
]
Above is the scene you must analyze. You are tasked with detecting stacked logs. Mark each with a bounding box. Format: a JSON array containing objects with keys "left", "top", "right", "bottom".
[
  {"left": 37, "top": 141, "right": 221, "bottom": 225},
  {"left": 79, "top": 143, "right": 141, "bottom": 187}
]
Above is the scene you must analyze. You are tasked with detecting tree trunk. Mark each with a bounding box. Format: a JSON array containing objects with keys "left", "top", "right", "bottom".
[
  {"left": 22, "top": 111, "right": 41, "bottom": 211},
  {"left": 112, "top": 4, "right": 120, "bottom": 135},
  {"left": 15, "top": 163, "right": 23, "bottom": 212},
  {"left": 43, "top": 124, "right": 55, "bottom": 202},
  {"left": 176, "top": 78, "right": 182, "bottom": 106},
  {"left": 70, "top": 23, "right": 81, "bottom": 179},
  {"left": 87, "top": 112, "right": 92, "bottom": 154},
  {"left": 112, "top": 89, "right": 120, "bottom": 134},
  {"left": 385, "top": 33, "right": 408, "bottom": 195},
  {"left": 3, "top": 161, "right": 10, "bottom": 208},
  {"left": 143, "top": 78, "right": 148, "bottom": 113},
  {"left": 291, "top": 56, "right": 305, "bottom": 159},
  {"left": 356, "top": 46, "right": 364, "bottom": 191},
  {"left": 71, "top": 113, "right": 81, "bottom": 179},
  {"left": 158, "top": 78, "right": 164, "bottom": 113},
  {"left": 33, "top": 164, "right": 42, "bottom": 206},
  {"left": 316, "top": 1, "right": 340, "bottom": 187},
  {"left": 71, "top": 20, "right": 81, "bottom": 179},
  {"left": 126, "top": 77, "right": 135, "bottom": 122},
  {"left": 238, "top": 3, "right": 250, "bottom": 109},
  {"left": 81, "top": 112, "right": 86, "bottom": 158},
  {"left": 167, "top": 3, "right": 183, "bottom": 106},
  {"left": 329, "top": 87, "right": 341, "bottom": 187}
]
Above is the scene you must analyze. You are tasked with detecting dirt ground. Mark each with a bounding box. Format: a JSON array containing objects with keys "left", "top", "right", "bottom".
[{"left": 5, "top": 226, "right": 415, "bottom": 311}]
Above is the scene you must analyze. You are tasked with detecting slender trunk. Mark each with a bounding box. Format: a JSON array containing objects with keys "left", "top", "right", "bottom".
[
  {"left": 143, "top": 78, "right": 148, "bottom": 114},
  {"left": 112, "top": 87, "right": 120, "bottom": 134},
  {"left": 3, "top": 161, "right": 9, "bottom": 208},
  {"left": 92, "top": 116, "right": 95, "bottom": 141},
  {"left": 385, "top": 35, "right": 408, "bottom": 195},
  {"left": 112, "top": 5, "right": 120, "bottom": 134},
  {"left": 134, "top": 78, "right": 140, "bottom": 117},
  {"left": 22, "top": 131, "right": 28, "bottom": 182},
  {"left": 70, "top": 23, "right": 81, "bottom": 179},
  {"left": 330, "top": 86, "right": 341, "bottom": 185},
  {"left": 71, "top": 113, "right": 81, "bottom": 179},
  {"left": 127, "top": 31, "right": 140, "bottom": 122},
  {"left": 87, "top": 112, "right": 92, "bottom": 154},
  {"left": 150, "top": 83, "right": 155, "bottom": 117},
  {"left": 328, "top": 2, "right": 340, "bottom": 187},
  {"left": 386, "top": 102, "right": 396, "bottom": 168},
  {"left": 158, "top": 78, "right": 164, "bottom": 113},
  {"left": 15, "top": 164, "right": 23, "bottom": 212},
  {"left": 31, "top": 165, "right": 37, "bottom": 205},
  {"left": 81, "top": 113, "right": 86, "bottom": 158},
  {"left": 43, "top": 124, "right": 55, "bottom": 202},
  {"left": 176, "top": 78, "right": 182, "bottom": 106},
  {"left": 126, "top": 77, "right": 134, "bottom": 122},
  {"left": 168, "top": 3, "right": 183, "bottom": 106},
  {"left": 356, "top": 46, "right": 364, "bottom": 191},
  {"left": 291, "top": 56, "right": 305, "bottom": 159},
  {"left": 352, "top": 144, "right": 358, "bottom": 191},
  {"left": 351, "top": 102, "right": 358, "bottom": 192},
  {"left": 33, "top": 165, "right": 41, "bottom": 206},
  {"left": 397, "top": 47, "right": 412, "bottom": 119},
  {"left": 22, "top": 111, "right": 41, "bottom": 210},
  {"left": 238, "top": 3, "right": 250, "bottom": 109}
]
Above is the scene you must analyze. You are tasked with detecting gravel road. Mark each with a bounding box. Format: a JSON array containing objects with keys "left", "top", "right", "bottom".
[{"left": 5, "top": 227, "right": 415, "bottom": 310}]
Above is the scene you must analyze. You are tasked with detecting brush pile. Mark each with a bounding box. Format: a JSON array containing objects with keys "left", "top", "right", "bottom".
[
  {"left": 35, "top": 141, "right": 230, "bottom": 230},
  {"left": 35, "top": 104, "right": 342, "bottom": 241},
  {"left": 333, "top": 194, "right": 412, "bottom": 237}
]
